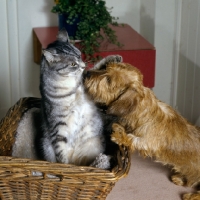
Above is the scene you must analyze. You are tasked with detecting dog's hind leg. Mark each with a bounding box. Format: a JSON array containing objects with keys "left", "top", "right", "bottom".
[
  {"left": 183, "top": 192, "right": 200, "bottom": 200},
  {"left": 171, "top": 173, "right": 187, "bottom": 186}
]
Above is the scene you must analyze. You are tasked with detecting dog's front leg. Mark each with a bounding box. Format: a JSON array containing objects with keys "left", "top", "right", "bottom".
[{"left": 111, "top": 123, "right": 152, "bottom": 157}]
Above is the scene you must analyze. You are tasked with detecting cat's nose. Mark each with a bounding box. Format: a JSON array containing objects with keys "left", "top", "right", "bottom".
[{"left": 81, "top": 61, "right": 86, "bottom": 69}]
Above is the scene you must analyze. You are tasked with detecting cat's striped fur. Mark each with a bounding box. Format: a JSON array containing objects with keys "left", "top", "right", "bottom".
[{"left": 39, "top": 30, "right": 105, "bottom": 166}]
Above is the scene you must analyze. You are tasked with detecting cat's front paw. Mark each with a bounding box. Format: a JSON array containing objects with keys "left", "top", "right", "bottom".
[
  {"left": 90, "top": 153, "right": 111, "bottom": 169},
  {"left": 105, "top": 55, "right": 123, "bottom": 64},
  {"left": 92, "top": 55, "right": 123, "bottom": 70}
]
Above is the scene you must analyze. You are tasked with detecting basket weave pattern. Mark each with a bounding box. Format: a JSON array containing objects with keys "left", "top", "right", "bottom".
[{"left": 0, "top": 98, "right": 131, "bottom": 200}]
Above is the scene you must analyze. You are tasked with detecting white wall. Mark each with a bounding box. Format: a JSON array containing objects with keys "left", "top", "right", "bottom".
[
  {"left": 0, "top": 0, "right": 57, "bottom": 119},
  {"left": 106, "top": 0, "right": 141, "bottom": 32},
  {"left": 0, "top": 0, "right": 200, "bottom": 123}
]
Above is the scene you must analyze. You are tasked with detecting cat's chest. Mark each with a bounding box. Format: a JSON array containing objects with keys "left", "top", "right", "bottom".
[
  {"left": 63, "top": 105, "right": 88, "bottom": 130},
  {"left": 65, "top": 103, "right": 98, "bottom": 138},
  {"left": 66, "top": 108, "right": 84, "bottom": 125}
]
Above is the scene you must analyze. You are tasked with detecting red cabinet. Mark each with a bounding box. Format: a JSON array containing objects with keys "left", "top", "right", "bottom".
[{"left": 33, "top": 24, "right": 155, "bottom": 87}]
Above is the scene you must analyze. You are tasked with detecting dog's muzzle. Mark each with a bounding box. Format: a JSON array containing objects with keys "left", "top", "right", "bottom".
[{"left": 83, "top": 70, "right": 92, "bottom": 80}]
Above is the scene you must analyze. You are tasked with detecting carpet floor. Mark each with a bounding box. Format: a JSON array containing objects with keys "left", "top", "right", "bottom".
[{"left": 107, "top": 152, "right": 195, "bottom": 200}]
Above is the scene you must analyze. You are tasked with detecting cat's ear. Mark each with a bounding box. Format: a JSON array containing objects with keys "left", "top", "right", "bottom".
[
  {"left": 42, "top": 50, "right": 61, "bottom": 63},
  {"left": 57, "top": 29, "right": 70, "bottom": 43}
]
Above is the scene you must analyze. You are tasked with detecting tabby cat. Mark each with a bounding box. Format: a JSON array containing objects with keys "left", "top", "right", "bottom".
[{"left": 39, "top": 30, "right": 105, "bottom": 166}]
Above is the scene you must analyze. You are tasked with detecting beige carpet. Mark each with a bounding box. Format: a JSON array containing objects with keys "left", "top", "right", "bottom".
[{"left": 107, "top": 153, "right": 195, "bottom": 200}]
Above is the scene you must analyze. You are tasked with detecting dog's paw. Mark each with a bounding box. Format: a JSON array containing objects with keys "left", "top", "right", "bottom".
[
  {"left": 105, "top": 55, "right": 123, "bottom": 64},
  {"left": 171, "top": 174, "right": 186, "bottom": 186},
  {"left": 111, "top": 123, "right": 129, "bottom": 146},
  {"left": 111, "top": 123, "right": 126, "bottom": 145},
  {"left": 112, "top": 123, "right": 125, "bottom": 134},
  {"left": 183, "top": 192, "right": 200, "bottom": 200}
]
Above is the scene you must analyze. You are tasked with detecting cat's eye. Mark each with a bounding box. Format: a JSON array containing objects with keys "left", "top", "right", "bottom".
[{"left": 71, "top": 63, "right": 76, "bottom": 66}]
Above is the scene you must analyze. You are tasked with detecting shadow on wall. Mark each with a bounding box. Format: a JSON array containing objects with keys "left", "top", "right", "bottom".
[
  {"left": 23, "top": 1, "right": 58, "bottom": 99},
  {"left": 176, "top": 53, "right": 200, "bottom": 124},
  {"left": 140, "top": 0, "right": 156, "bottom": 45}
]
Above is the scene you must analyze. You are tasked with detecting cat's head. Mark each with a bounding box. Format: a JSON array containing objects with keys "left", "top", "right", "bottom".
[{"left": 41, "top": 30, "right": 85, "bottom": 77}]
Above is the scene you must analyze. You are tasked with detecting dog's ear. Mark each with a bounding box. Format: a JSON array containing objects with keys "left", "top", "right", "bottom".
[
  {"left": 131, "top": 81, "right": 144, "bottom": 98},
  {"left": 107, "top": 90, "right": 138, "bottom": 116},
  {"left": 107, "top": 81, "right": 144, "bottom": 116}
]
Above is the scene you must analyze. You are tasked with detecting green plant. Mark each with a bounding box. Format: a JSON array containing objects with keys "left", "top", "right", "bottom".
[{"left": 52, "top": 0, "right": 121, "bottom": 62}]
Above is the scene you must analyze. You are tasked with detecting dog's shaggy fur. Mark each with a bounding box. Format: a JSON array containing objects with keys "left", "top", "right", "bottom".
[{"left": 84, "top": 62, "right": 200, "bottom": 200}]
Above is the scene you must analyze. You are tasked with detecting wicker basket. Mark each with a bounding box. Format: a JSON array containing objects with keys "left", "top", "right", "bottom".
[{"left": 0, "top": 97, "right": 131, "bottom": 200}]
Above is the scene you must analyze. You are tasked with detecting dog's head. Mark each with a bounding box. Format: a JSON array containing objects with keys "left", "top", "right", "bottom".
[{"left": 84, "top": 62, "right": 144, "bottom": 116}]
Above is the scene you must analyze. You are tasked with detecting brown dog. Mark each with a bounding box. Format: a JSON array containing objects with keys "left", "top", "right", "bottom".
[{"left": 84, "top": 62, "right": 200, "bottom": 200}]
